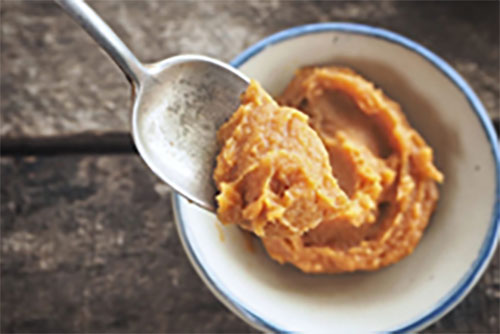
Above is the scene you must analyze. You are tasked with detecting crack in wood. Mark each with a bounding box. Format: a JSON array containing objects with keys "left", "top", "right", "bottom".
[{"left": 0, "top": 132, "right": 137, "bottom": 156}]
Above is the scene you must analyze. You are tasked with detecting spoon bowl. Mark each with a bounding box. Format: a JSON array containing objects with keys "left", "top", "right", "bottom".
[{"left": 134, "top": 56, "right": 249, "bottom": 210}]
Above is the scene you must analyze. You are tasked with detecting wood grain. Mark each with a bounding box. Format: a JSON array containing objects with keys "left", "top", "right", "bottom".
[
  {"left": 1, "top": 1, "right": 498, "bottom": 138},
  {"left": 1, "top": 156, "right": 498, "bottom": 333}
]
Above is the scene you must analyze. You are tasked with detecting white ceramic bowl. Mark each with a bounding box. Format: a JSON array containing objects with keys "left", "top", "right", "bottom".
[{"left": 173, "top": 23, "right": 500, "bottom": 333}]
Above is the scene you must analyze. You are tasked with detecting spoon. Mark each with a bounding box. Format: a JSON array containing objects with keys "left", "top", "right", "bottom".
[{"left": 56, "top": 0, "right": 249, "bottom": 211}]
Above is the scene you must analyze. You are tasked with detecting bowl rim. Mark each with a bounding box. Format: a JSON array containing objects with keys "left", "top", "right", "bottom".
[{"left": 173, "top": 22, "right": 500, "bottom": 333}]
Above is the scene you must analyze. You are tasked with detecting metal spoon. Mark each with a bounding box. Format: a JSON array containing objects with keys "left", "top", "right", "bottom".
[{"left": 56, "top": 0, "right": 249, "bottom": 211}]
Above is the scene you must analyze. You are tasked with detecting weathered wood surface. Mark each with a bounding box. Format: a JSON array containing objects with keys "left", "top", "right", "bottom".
[
  {"left": 1, "top": 156, "right": 254, "bottom": 333},
  {"left": 1, "top": 156, "right": 499, "bottom": 333},
  {"left": 1, "top": 1, "right": 498, "bottom": 138}
]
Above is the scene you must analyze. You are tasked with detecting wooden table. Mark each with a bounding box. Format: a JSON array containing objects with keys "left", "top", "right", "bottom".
[{"left": 1, "top": 1, "right": 498, "bottom": 332}]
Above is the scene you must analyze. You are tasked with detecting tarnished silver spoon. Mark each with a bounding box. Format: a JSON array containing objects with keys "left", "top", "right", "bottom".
[{"left": 56, "top": 0, "right": 249, "bottom": 211}]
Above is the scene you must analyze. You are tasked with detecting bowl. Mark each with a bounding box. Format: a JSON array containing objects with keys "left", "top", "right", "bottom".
[{"left": 172, "top": 23, "right": 500, "bottom": 333}]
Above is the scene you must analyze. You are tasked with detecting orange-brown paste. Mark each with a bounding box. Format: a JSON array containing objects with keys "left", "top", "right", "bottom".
[{"left": 214, "top": 66, "right": 443, "bottom": 273}]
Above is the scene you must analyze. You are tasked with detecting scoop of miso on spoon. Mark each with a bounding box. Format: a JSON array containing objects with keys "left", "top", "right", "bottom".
[{"left": 56, "top": 0, "right": 249, "bottom": 211}]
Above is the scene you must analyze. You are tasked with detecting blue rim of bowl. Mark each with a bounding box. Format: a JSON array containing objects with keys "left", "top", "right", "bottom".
[{"left": 173, "top": 22, "right": 500, "bottom": 333}]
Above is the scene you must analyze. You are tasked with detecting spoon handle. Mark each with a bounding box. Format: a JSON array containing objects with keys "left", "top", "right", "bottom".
[{"left": 55, "top": 0, "right": 147, "bottom": 86}]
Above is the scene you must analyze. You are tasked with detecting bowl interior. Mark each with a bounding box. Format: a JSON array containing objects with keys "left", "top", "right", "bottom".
[{"left": 174, "top": 26, "right": 498, "bottom": 332}]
